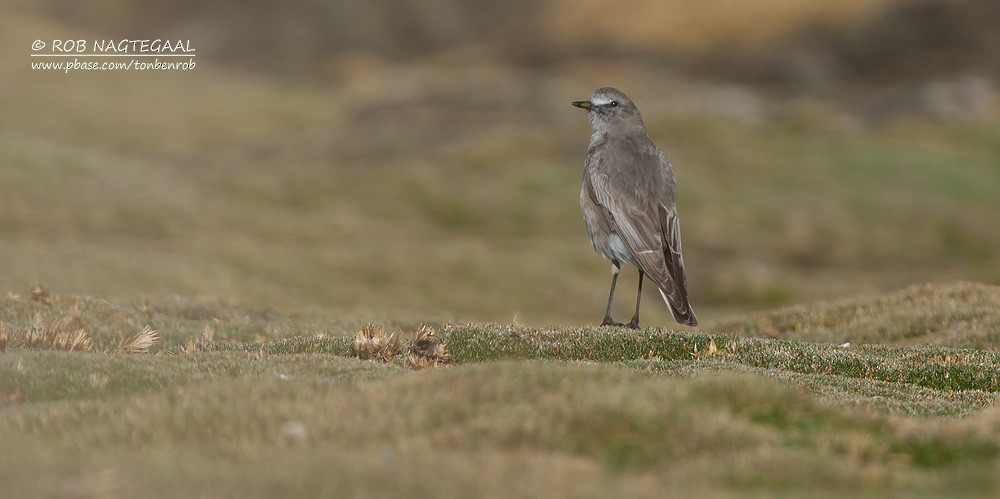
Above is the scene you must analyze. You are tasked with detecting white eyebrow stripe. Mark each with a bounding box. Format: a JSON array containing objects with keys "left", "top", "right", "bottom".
[{"left": 591, "top": 95, "right": 614, "bottom": 106}]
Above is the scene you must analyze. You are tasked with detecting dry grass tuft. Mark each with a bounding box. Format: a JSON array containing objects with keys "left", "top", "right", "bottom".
[
  {"left": 22, "top": 315, "right": 51, "bottom": 349},
  {"left": 691, "top": 337, "right": 723, "bottom": 360},
  {"left": 353, "top": 323, "right": 404, "bottom": 362},
  {"left": 707, "top": 338, "right": 719, "bottom": 356},
  {"left": 181, "top": 325, "right": 216, "bottom": 354},
  {"left": 240, "top": 323, "right": 450, "bottom": 366},
  {"left": 117, "top": 326, "right": 159, "bottom": 354},
  {"left": 16, "top": 316, "right": 93, "bottom": 352},
  {"left": 0, "top": 322, "right": 8, "bottom": 352},
  {"left": 407, "top": 324, "right": 451, "bottom": 369},
  {"left": 52, "top": 328, "right": 93, "bottom": 352}
]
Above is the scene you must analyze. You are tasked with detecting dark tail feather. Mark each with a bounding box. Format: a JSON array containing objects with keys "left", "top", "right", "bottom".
[
  {"left": 658, "top": 205, "right": 697, "bottom": 326},
  {"left": 658, "top": 287, "right": 698, "bottom": 326}
]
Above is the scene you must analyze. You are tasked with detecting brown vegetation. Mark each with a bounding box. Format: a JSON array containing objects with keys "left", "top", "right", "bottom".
[{"left": 353, "top": 323, "right": 404, "bottom": 362}]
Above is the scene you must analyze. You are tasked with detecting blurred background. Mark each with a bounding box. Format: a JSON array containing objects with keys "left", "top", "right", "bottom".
[{"left": 2, "top": 0, "right": 998, "bottom": 326}]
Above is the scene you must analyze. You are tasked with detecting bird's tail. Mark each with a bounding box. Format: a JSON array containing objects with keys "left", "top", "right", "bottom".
[
  {"left": 658, "top": 288, "right": 698, "bottom": 326},
  {"left": 656, "top": 206, "right": 698, "bottom": 326}
]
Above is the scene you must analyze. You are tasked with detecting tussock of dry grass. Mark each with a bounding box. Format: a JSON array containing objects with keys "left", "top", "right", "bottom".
[
  {"left": 51, "top": 328, "right": 93, "bottom": 352},
  {"left": 353, "top": 323, "right": 404, "bottom": 362},
  {"left": 352, "top": 323, "right": 451, "bottom": 368},
  {"left": 181, "top": 325, "right": 215, "bottom": 354},
  {"left": 14, "top": 316, "right": 94, "bottom": 352},
  {"left": 408, "top": 324, "right": 452, "bottom": 369},
  {"left": 117, "top": 326, "right": 160, "bottom": 354}
]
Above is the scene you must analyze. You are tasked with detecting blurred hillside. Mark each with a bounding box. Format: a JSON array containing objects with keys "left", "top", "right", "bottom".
[
  {"left": 15, "top": 0, "right": 1000, "bottom": 85},
  {"left": 1, "top": 0, "right": 998, "bottom": 325}
]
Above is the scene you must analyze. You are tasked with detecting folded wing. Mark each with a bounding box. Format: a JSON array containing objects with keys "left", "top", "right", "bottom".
[{"left": 586, "top": 172, "right": 698, "bottom": 326}]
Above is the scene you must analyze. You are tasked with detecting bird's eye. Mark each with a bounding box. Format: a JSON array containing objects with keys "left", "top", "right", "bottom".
[{"left": 610, "top": 101, "right": 619, "bottom": 107}]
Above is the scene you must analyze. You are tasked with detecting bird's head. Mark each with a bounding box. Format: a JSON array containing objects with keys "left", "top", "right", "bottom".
[{"left": 572, "top": 87, "right": 644, "bottom": 132}]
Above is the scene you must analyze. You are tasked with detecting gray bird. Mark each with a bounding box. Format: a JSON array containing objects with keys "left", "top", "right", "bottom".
[{"left": 573, "top": 87, "right": 698, "bottom": 328}]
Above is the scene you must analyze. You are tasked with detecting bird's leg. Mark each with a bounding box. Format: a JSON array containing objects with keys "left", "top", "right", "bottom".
[
  {"left": 601, "top": 261, "right": 624, "bottom": 327},
  {"left": 627, "top": 271, "right": 643, "bottom": 329}
]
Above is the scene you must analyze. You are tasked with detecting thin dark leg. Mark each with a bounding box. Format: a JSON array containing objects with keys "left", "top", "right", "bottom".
[
  {"left": 601, "top": 261, "right": 624, "bottom": 327},
  {"left": 627, "top": 271, "right": 643, "bottom": 329}
]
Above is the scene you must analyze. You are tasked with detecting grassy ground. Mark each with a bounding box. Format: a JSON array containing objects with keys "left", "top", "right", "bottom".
[{"left": 2, "top": 281, "right": 999, "bottom": 497}]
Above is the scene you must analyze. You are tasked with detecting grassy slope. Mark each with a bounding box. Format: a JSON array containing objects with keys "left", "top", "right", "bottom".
[
  {"left": 2, "top": 281, "right": 1000, "bottom": 497},
  {"left": 2, "top": 78, "right": 999, "bottom": 325}
]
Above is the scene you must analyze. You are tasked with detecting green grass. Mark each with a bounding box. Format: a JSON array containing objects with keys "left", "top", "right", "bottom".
[{"left": 2, "top": 282, "right": 1000, "bottom": 497}]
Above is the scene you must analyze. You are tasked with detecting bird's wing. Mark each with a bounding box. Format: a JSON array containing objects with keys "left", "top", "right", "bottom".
[{"left": 586, "top": 172, "right": 698, "bottom": 326}]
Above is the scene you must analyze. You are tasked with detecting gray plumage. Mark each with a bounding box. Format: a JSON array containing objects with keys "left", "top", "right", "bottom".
[{"left": 573, "top": 87, "right": 697, "bottom": 327}]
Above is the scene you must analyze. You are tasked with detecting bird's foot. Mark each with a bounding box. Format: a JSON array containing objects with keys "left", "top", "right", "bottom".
[
  {"left": 627, "top": 318, "right": 640, "bottom": 329},
  {"left": 600, "top": 317, "right": 625, "bottom": 327}
]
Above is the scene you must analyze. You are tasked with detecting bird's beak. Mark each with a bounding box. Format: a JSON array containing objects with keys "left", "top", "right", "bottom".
[{"left": 572, "top": 100, "right": 592, "bottom": 110}]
